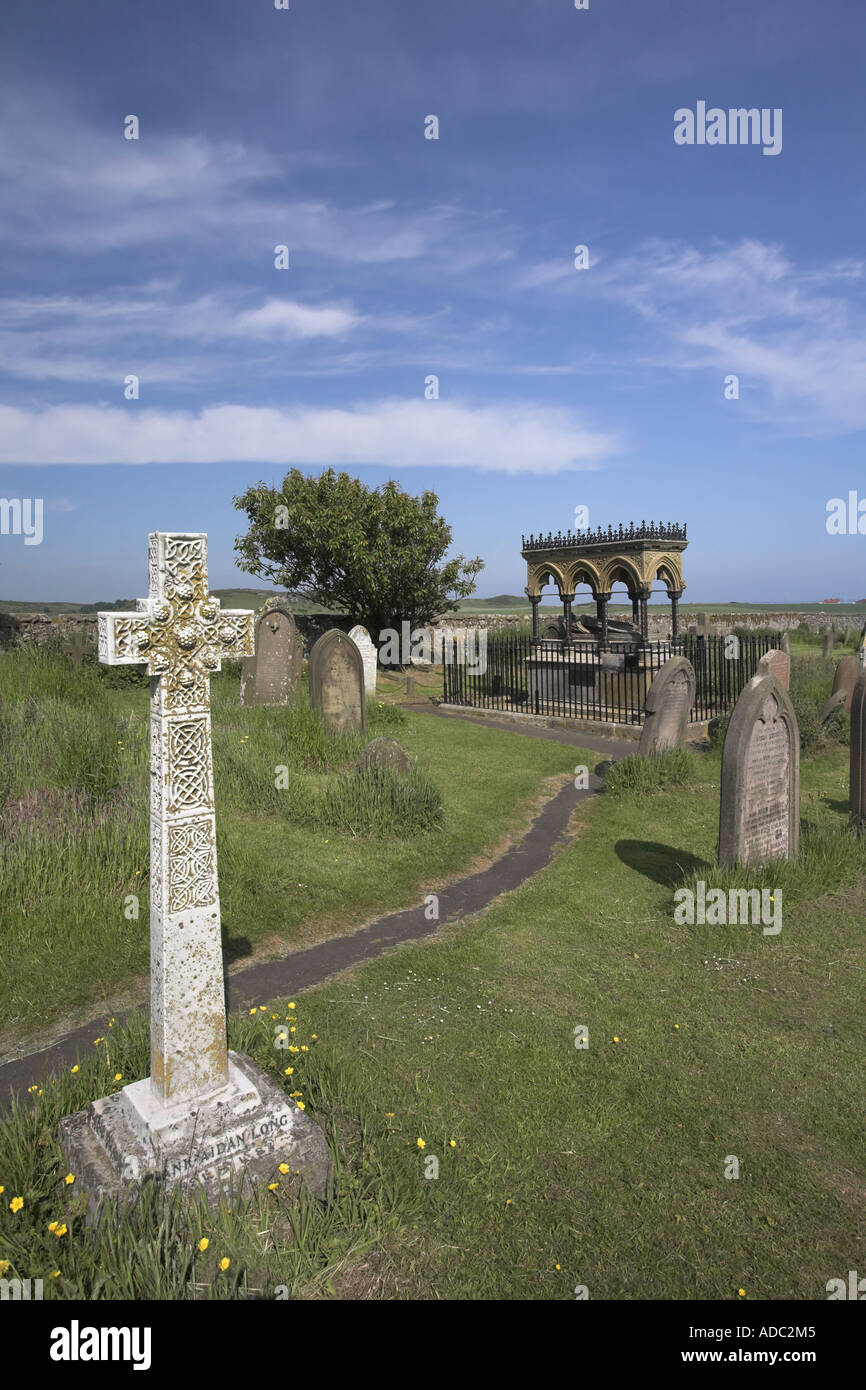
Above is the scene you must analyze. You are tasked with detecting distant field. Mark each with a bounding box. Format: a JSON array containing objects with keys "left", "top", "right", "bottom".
[{"left": 0, "top": 590, "right": 346, "bottom": 616}]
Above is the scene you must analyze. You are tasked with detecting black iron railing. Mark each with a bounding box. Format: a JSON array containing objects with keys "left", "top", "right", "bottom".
[
  {"left": 441, "top": 632, "right": 777, "bottom": 725},
  {"left": 521, "top": 520, "right": 687, "bottom": 551}
]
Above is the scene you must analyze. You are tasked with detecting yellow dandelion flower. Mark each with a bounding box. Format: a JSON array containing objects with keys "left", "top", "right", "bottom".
[
  {"left": 198, "top": 1238, "right": 209, "bottom": 1252},
  {"left": 249, "top": 1009, "right": 256, "bottom": 1016},
  {"left": 114, "top": 1073, "right": 123, "bottom": 1082},
  {"left": 311, "top": 1034, "right": 318, "bottom": 1040},
  {"left": 10, "top": 1196, "right": 24, "bottom": 1213},
  {"left": 53, "top": 1224, "right": 68, "bottom": 1238},
  {"left": 674, "top": 1024, "right": 679, "bottom": 1031},
  {"left": 555, "top": 1264, "right": 561, "bottom": 1271},
  {"left": 287, "top": 1003, "right": 296, "bottom": 1010},
  {"left": 613, "top": 1037, "right": 620, "bottom": 1044},
  {"left": 449, "top": 1140, "right": 456, "bottom": 1148},
  {"left": 0, "top": 1261, "right": 10, "bottom": 1275},
  {"left": 0, "top": 1186, "right": 4, "bottom": 1194},
  {"left": 385, "top": 1113, "right": 395, "bottom": 1118},
  {"left": 50, "top": 1270, "right": 60, "bottom": 1279},
  {"left": 416, "top": 1138, "right": 426, "bottom": 1149},
  {"left": 738, "top": 1288, "right": 746, "bottom": 1298},
  {"left": 279, "top": 1163, "right": 290, "bottom": 1174},
  {"left": 219, "top": 1258, "right": 230, "bottom": 1272},
  {"left": 48, "top": 1221, "right": 59, "bottom": 1232},
  {"left": 70, "top": 1065, "right": 79, "bottom": 1074},
  {"left": 300, "top": 1045, "right": 309, "bottom": 1052},
  {"left": 296, "top": 1101, "right": 305, "bottom": 1110},
  {"left": 284, "top": 1067, "right": 294, "bottom": 1076},
  {"left": 505, "top": 1198, "right": 512, "bottom": 1206},
  {"left": 289, "top": 1026, "right": 296, "bottom": 1033},
  {"left": 259, "top": 1006, "right": 266, "bottom": 1013},
  {"left": 63, "top": 1174, "right": 75, "bottom": 1186},
  {"left": 268, "top": 1182, "right": 279, "bottom": 1191}
]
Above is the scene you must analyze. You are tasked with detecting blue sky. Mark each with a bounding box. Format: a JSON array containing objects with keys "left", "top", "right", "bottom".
[{"left": 1, "top": 0, "right": 864, "bottom": 603}]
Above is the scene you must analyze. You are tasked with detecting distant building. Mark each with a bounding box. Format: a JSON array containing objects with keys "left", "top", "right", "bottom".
[{"left": 820, "top": 598, "right": 841, "bottom": 604}]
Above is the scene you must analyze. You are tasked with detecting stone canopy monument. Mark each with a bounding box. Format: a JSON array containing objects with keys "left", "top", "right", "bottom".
[
  {"left": 718, "top": 672, "right": 800, "bottom": 867},
  {"left": 240, "top": 605, "right": 302, "bottom": 706},
  {"left": 60, "top": 533, "right": 331, "bottom": 1218}
]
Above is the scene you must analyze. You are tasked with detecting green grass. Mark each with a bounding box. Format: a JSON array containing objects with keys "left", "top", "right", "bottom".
[
  {"left": 2, "top": 737, "right": 863, "bottom": 1300},
  {"left": 0, "top": 649, "right": 578, "bottom": 1048}
]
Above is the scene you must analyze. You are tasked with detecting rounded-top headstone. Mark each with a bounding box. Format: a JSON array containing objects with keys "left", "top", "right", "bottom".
[
  {"left": 357, "top": 737, "right": 412, "bottom": 775},
  {"left": 638, "top": 656, "right": 696, "bottom": 756},
  {"left": 831, "top": 654, "right": 859, "bottom": 713},
  {"left": 308, "top": 628, "right": 366, "bottom": 734},
  {"left": 348, "top": 624, "right": 378, "bottom": 695},
  {"left": 240, "top": 606, "right": 302, "bottom": 706},
  {"left": 718, "top": 672, "right": 800, "bottom": 867}
]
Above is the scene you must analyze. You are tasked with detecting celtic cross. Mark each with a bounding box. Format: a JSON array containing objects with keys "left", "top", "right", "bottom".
[{"left": 99, "top": 533, "right": 254, "bottom": 1109}]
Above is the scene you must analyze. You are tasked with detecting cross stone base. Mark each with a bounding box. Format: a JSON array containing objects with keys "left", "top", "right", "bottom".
[{"left": 59, "top": 1051, "right": 332, "bottom": 1223}]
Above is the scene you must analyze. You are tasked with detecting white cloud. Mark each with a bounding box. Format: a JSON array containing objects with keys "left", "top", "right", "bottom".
[{"left": 0, "top": 399, "right": 619, "bottom": 474}]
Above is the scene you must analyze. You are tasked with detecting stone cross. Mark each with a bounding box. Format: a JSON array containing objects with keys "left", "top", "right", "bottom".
[{"left": 98, "top": 533, "right": 254, "bottom": 1108}]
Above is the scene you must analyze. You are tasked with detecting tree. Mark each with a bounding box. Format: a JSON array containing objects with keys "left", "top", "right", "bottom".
[{"left": 233, "top": 470, "right": 483, "bottom": 644}]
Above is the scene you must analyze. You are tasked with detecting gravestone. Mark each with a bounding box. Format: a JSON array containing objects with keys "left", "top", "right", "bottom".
[
  {"left": 832, "top": 654, "right": 859, "bottom": 713},
  {"left": 822, "top": 632, "right": 834, "bottom": 659},
  {"left": 698, "top": 611, "right": 709, "bottom": 637},
  {"left": 780, "top": 632, "right": 791, "bottom": 655},
  {"left": 240, "top": 606, "right": 302, "bottom": 706},
  {"left": 357, "top": 737, "right": 411, "bottom": 775},
  {"left": 405, "top": 675, "right": 416, "bottom": 697},
  {"left": 756, "top": 648, "right": 790, "bottom": 689},
  {"left": 718, "top": 672, "right": 800, "bottom": 867},
  {"left": 637, "top": 656, "right": 696, "bottom": 756},
  {"left": 348, "top": 624, "right": 378, "bottom": 695},
  {"left": 59, "top": 532, "right": 331, "bottom": 1219},
  {"left": 819, "top": 689, "right": 847, "bottom": 725},
  {"left": 849, "top": 671, "right": 866, "bottom": 830},
  {"left": 59, "top": 628, "right": 90, "bottom": 668},
  {"left": 309, "top": 628, "right": 366, "bottom": 734}
]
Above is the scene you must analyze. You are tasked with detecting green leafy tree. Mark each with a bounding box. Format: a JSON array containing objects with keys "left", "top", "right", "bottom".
[{"left": 233, "top": 470, "right": 483, "bottom": 645}]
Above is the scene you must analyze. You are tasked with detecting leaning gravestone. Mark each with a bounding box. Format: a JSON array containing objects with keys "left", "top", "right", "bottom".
[
  {"left": 819, "top": 689, "right": 847, "bottom": 725},
  {"left": 849, "top": 671, "right": 866, "bottom": 830},
  {"left": 756, "top": 648, "right": 790, "bottom": 689},
  {"left": 718, "top": 672, "right": 800, "bottom": 867},
  {"left": 638, "top": 656, "right": 696, "bottom": 755},
  {"left": 309, "top": 628, "right": 366, "bottom": 734},
  {"left": 780, "top": 632, "right": 791, "bottom": 655},
  {"left": 240, "top": 606, "right": 302, "bottom": 706},
  {"left": 357, "top": 737, "right": 411, "bottom": 775},
  {"left": 60, "top": 532, "right": 331, "bottom": 1219},
  {"left": 832, "top": 654, "right": 860, "bottom": 714},
  {"left": 348, "top": 624, "right": 378, "bottom": 695},
  {"left": 822, "top": 632, "right": 834, "bottom": 660}
]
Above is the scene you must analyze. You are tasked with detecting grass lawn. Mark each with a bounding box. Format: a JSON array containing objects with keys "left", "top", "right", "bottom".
[
  {"left": 0, "top": 652, "right": 578, "bottom": 1050},
  {"left": 2, "top": 727, "right": 863, "bottom": 1299}
]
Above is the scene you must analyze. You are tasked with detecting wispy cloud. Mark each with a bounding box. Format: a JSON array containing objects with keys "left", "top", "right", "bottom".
[{"left": 0, "top": 399, "right": 619, "bottom": 474}]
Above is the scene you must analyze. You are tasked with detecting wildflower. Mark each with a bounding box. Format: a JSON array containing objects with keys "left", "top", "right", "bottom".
[
  {"left": 613, "top": 1037, "right": 620, "bottom": 1044},
  {"left": 64, "top": 1173, "right": 75, "bottom": 1186},
  {"left": 9, "top": 1197, "right": 24, "bottom": 1213},
  {"left": 416, "top": 1138, "right": 426, "bottom": 1149},
  {"left": 0, "top": 1261, "right": 9, "bottom": 1275},
  {"left": 296, "top": 1102, "right": 305, "bottom": 1110},
  {"left": 198, "top": 1238, "right": 209, "bottom": 1252},
  {"left": 287, "top": 1003, "right": 296, "bottom": 1010},
  {"left": 114, "top": 1073, "right": 123, "bottom": 1082},
  {"left": 50, "top": 1271, "right": 60, "bottom": 1279},
  {"left": 219, "top": 1258, "right": 230, "bottom": 1272},
  {"left": 289, "top": 1026, "right": 296, "bottom": 1033},
  {"left": 249, "top": 1009, "right": 256, "bottom": 1016},
  {"left": 109, "top": 1019, "right": 115, "bottom": 1027},
  {"left": 283, "top": 1067, "right": 294, "bottom": 1076},
  {"left": 70, "top": 1065, "right": 79, "bottom": 1074},
  {"left": 53, "top": 1224, "right": 68, "bottom": 1238},
  {"left": 311, "top": 1034, "right": 318, "bottom": 1040},
  {"left": 738, "top": 1288, "right": 746, "bottom": 1298},
  {"left": 268, "top": 1183, "right": 279, "bottom": 1191},
  {"left": 555, "top": 1264, "right": 561, "bottom": 1271},
  {"left": 385, "top": 1113, "right": 395, "bottom": 1119},
  {"left": 279, "top": 1163, "right": 290, "bottom": 1174},
  {"left": 48, "top": 1221, "right": 59, "bottom": 1232},
  {"left": 674, "top": 1025, "right": 679, "bottom": 1031},
  {"left": 0, "top": 1186, "right": 4, "bottom": 1195},
  {"left": 449, "top": 1140, "right": 456, "bottom": 1148},
  {"left": 259, "top": 1006, "right": 266, "bottom": 1013},
  {"left": 300, "top": 1045, "right": 309, "bottom": 1052},
  {"left": 505, "top": 1199, "right": 512, "bottom": 1207}
]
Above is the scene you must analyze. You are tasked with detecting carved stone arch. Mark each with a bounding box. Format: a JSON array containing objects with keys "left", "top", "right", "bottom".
[
  {"left": 527, "top": 564, "right": 567, "bottom": 599},
  {"left": 564, "top": 560, "right": 602, "bottom": 597},
  {"left": 654, "top": 554, "right": 685, "bottom": 594},
  {"left": 603, "top": 557, "right": 643, "bottom": 597}
]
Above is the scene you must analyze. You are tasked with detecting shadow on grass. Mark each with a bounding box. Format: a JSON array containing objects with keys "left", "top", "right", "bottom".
[
  {"left": 615, "top": 839, "right": 711, "bottom": 888},
  {"left": 223, "top": 935, "right": 254, "bottom": 966}
]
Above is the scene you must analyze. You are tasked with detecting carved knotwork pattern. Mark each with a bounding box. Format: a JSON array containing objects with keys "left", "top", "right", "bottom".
[
  {"left": 150, "top": 821, "right": 163, "bottom": 910},
  {"left": 168, "top": 719, "right": 210, "bottom": 811},
  {"left": 167, "top": 818, "right": 216, "bottom": 911}
]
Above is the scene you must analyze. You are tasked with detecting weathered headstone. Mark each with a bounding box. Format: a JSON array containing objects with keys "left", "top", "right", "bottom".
[
  {"left": 832, "top": 654, "right": 859, "bottom": 714},
  {"left": 756, "top": 648, "right": 790, "bottom": 689},
  {"left": 240, "top": 606, "right": 302, "bottom": 706},
  {"left": 59, "top": 628, "right": 90, "bottom": 667},
  {"left": 60, "top": 532, "right": 331, "bottom": 1219},
  {"left": 698, "top": 611, "right": 709, "bottom": 637},
  {"left": 357, "top": 737, "right": 411, "bottom": 775},
  {"left": 405, "top": 675, "right": 416, "bottom": 698},
  {"left": 348, "top": 624, "right": 378, "bottom": 695},
  {"left": 849, "top": 671, "right": 866, "bottom": 830},
  {"left": 819, "top": 689, "right": 848, "bottom": 725},
  {"left": 822, "top": 632, "right": 834, "bottom": 660},
  {"left": 309, "top": 628, "right": 366, "bottom": 733},
  {"left": 637, "top": 656, "right": 696, "bottom": 755},
  {"left": 780, "top": 632, "right": 791, "bottom": 655},
  {"left": 718, "top": 673, "right": 800, "bottom": 867}
]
